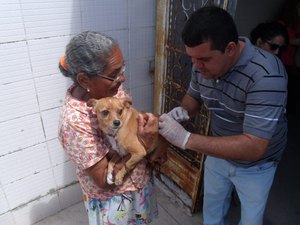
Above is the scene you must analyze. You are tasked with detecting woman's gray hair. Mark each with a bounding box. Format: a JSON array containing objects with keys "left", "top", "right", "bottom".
[{"left": 59, "top": 31, "right": 119, "bottom": 83}]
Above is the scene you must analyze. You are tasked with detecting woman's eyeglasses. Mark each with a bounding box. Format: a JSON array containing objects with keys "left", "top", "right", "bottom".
[
  {"left": 266, "top": 41, "right": 287, "bottom": 51},
  {"left": 99, "top": 64, "right": 126, "bottom": 83}
]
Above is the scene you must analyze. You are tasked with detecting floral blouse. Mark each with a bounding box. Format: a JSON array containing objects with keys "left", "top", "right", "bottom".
[{"left": 58, "top": 84, "right": 151, "bottom": 201}]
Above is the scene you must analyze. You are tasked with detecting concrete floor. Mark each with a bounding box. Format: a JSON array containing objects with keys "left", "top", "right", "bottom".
[
  {"left": 34, "top": 114, "right": 300, "bottom": 225},
  {"left": 32, "top": 187, "right": 203, "bottom": 225}
]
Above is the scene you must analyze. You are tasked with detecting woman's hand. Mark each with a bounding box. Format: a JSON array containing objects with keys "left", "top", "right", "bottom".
[{"left": 137, "top": 113, "right": 158, "bottom": 150}]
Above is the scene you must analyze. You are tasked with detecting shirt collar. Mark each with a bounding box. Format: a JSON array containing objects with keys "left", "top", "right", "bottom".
[
  {"left": 65, "top": 84, "right": 89, "bottom": 115},
  {"left": 232, "top": 36, "right": 255, "bottom": 69}
]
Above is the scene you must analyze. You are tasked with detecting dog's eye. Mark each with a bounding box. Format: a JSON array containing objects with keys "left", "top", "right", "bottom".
[
  {"left": 101, "top": 110, "right": 109, "bottom": 117},
  {"left": 117, "top": 109, "right": 123, "bottom": 115}
]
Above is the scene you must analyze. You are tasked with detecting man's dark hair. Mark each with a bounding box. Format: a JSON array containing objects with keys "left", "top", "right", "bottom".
[{"left": 182, "top": 6, "right": 238, "bottom": 52}]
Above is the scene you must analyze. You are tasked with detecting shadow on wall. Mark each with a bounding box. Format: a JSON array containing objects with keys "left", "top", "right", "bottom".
[{"left": 29, "top": 194, "right": 60, "bottom": 225}]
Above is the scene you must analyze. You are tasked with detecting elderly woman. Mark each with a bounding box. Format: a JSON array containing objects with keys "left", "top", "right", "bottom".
[{"left": 58, "top": 31, "right": 159, "bottom": 225}]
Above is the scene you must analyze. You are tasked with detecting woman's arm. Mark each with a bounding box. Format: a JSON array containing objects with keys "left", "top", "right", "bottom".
[
  {"left": 86, "top": 152, "right": 132, "bottom": 190},
  {"left": 85, "top": 157, "right": 113, "bottom": 190}
]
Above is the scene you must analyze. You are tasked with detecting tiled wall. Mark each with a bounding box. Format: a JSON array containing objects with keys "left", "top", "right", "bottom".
[{"left": 0, "top": 1, "right": 156, "bottom": 225}]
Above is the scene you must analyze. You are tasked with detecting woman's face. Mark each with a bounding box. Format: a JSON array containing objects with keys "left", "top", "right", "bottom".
[
  {"left": 258, "top": 35, "right": 286, "bottom": 55},
  {"left": 88, "top": 47, "right": 126, "bottom": 99}
]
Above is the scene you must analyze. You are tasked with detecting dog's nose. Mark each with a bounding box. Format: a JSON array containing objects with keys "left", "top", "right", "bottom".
[{"left": 113, "top": 120, "right": 120, "bottom": 127}]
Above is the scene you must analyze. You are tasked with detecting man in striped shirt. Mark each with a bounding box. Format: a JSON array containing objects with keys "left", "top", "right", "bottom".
[{"left": 159, "top": 6, "right": 287, "bottom": 225}]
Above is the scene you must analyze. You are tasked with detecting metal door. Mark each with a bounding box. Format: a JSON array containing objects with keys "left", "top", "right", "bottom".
[{"left": 154, "top": 0, "right": 237, "bottom": 214}]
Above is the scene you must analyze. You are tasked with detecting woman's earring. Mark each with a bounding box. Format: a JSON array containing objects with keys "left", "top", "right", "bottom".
[{"left": 86, "top": 88, "right": 90, "bottom": 93}]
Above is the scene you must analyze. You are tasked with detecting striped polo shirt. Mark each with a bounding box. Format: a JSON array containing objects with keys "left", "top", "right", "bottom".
[{"left": 187, "top": 37, "right": 288, "bottom": 167}]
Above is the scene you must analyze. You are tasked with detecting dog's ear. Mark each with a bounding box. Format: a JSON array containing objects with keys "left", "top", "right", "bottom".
[
  {"left": 87, "top": 98, "right": 98, "bottom": 108},
  {"left": 121, "top": 98, "right": 132, "bottom": 108}
]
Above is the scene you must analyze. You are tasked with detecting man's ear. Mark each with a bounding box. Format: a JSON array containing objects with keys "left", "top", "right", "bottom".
[
  {"left": 225, "top": 41, "right": 237, "bottom": 56},
  {"left": 77, "top": 72, "right": 90, "bottom": 90},
  {"left": 256, "top": 38, "right": 264, "bottom": 48}
]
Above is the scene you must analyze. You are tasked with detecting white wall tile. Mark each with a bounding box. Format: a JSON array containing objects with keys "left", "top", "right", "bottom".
[
  {"left": 57, "top": 182, "right": 82, "bottom": 209},
  {"left": 12, "top": 194, "right": 60, "bottom": 225},
  {"left": 0, "top": 143, "right": 50, "bottom": 185},
  {"left": 0, "top": 2, "right": 25, "bottom": 43},
  {"left": 81, "top": 0, "right": 128, "bottom": 32},
  {"left": 0, "top": 80, "right": 39, "bottom": 122},
  {"left": 0, "top": 212, "right": 16, "bottom": 225},
  {"left": 0, "top": 186, "right": 10, "bottom": 214},
  {"left": 21, "top": 0, "right": 82, "bottom": 39},
  {"left": 129, "top": 0, "right": 156, "bottom": 28},
  {"left": 47, "top": 138, "right": 69, "bottom": 167},
  {"left": 0, "top": 114, "right": 45, "bottom": 156},
  {"left": 130, "top": 84, "right": 154, "bottom": 112},
  {"left": 130, "top": 27, "right": 156, "bottom": 60},
  {"left": 0, "top": 0, "right": 19, "bottom": 4},
  {"left": 3, "top": 169, "right": 56, "bottom": 209},
  {"left": 41, "top": 108, "right": 61, "bottom": 140},
  {"left": 53, "top": 161, "right": 77, "bottom": 189},
  {"left": 130, "top": 58, "right": 155, "bottom": 88},
  {"left": 28, "top": 35, "right": 72, "bottom": 78},
  {"left": 35, "top": 74, "right": 72, "bottom": 111},
  {"left": 20, "top": 0, "right": 67, "bottom": 2},
  {"left": 0, "top": 41, "right": 32, "bottom": 85}
]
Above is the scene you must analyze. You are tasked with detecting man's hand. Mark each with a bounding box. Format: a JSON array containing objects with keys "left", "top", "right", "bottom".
[
  {"left": 137, "top": 113, "right": 158, "bottom": 150},
  {"left": 167, "top": 106, "right": 190, "bottom": 122},
  {"left": 159, "top": 114, "right": 191, "bottom": 149}
]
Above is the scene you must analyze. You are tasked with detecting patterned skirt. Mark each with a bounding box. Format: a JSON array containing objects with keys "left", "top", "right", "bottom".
[{"left": 83, "top": 180, "right": 158, "bottom": 225}]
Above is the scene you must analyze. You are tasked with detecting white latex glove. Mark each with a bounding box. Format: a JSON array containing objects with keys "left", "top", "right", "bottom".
[
  {"left": 159, "top": 113, "right": 191, "bottom": 149},
  {"left": 167, "top": 106, "right": 190, "bottom": 122}
]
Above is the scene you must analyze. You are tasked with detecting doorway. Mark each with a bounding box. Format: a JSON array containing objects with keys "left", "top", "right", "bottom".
[{"left": 153, "top": 0, "right": 237, "bottom": 213}]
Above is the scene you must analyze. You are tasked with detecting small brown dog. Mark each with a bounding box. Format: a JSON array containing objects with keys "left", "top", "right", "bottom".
[{"left": 87, "top": 97, "right": 166, "bottom": 185}]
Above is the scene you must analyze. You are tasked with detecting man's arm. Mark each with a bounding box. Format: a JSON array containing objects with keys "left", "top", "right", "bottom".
[
  {"left": 181, "top": 94, "right": 202, "bottom": 118},
  {"left": 182, "top": 94, "right": 269, "bottom": 160},
  {"left": 159, "top": 114, "right": 269, "bottom": 161},
  {"left": 186, "top": 132, "right": 269, "bottom": 161}
]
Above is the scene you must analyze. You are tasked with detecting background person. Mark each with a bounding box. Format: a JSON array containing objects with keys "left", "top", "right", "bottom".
[
  {"left": 277, "top": 0, "right": 300, "bottom": 114},
  {"left": 159, "top": 6, "right": 287, "bottom": 225},
  {"left": 58, "top": 31, "right": 159, "bottom": 225},
  {"left": 250, "top": 21, "right": 289, "bottom": 55}
]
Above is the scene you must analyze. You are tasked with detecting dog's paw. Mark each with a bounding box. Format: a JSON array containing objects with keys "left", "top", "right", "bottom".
[
  {"left": 114, "top": 174, "right": 124, "bottom": 186},
  {"left": 114, "top": 178, "right": 123, "bottom": 186},
  {"left": 106, "top": 172, "right": 114, "bottom": 185}
]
